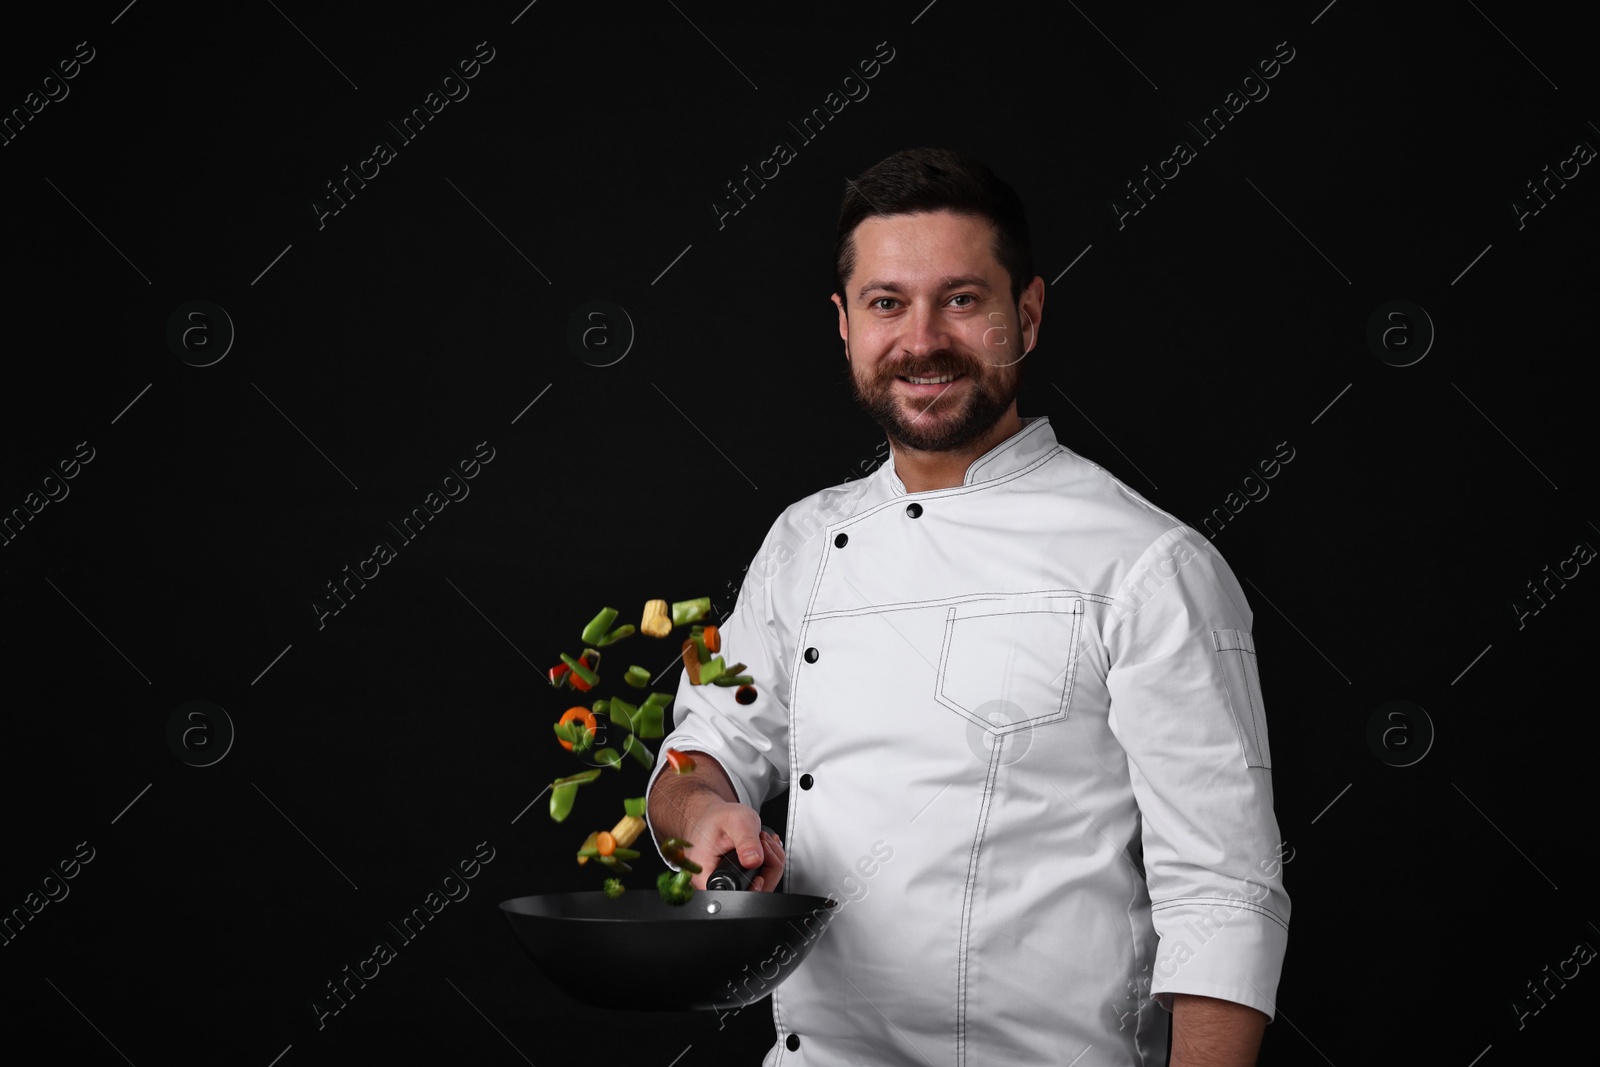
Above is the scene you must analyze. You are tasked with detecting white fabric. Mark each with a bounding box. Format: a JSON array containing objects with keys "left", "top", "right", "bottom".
[{"left": 645, "top": 416, "right": 1290, "bottom": 1066}]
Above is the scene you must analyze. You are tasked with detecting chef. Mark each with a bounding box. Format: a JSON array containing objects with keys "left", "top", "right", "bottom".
[{"left": 646, "top": 147, "right": 1290, "bottom": 1066}]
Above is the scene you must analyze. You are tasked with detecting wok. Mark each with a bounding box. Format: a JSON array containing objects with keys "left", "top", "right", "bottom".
[{"left": 500, "top": 847, "right": 837, "bottom": 1011}]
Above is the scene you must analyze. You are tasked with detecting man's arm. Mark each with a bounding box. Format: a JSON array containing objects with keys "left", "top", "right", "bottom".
[
  {"left": 1103, "top": 528, "right": 1290, "bottom": 1024},
  {"left": 649, "top": 751, "right": 736, "bottom": 825},
  {"left": 648, "top": 749, "right": 736, "bottom": 838},
  {"left": 1170, "top": 993, "right": 1267, "bottom": 1067},
  {"left": 647, "top": 750, "right": 782, "bottom": 890},
  {"left": 641, "top": 514, "right": 797, "bottom": 886}
]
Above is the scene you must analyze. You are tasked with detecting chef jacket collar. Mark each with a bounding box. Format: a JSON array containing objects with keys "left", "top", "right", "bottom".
[{"left": 882, "top": 415, "right": 1058, "bottom": 495}]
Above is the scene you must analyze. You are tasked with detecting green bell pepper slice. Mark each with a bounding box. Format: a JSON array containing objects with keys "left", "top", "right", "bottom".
[
  {"left": 560, "top": 652, "right": 599, "bottom": 687},
  {"left": 581, "top": 607, "right": 619, "bottom": 646},
  {"left": 633, "top": 705, "right": 665, "bottom": 739},
  {"left": 622, "top": 732, "right": 655, "bottom": 771},
  {"left": 695, "top": 656, "right": 726, "bottom": 686},
  {"left": 597, "top": 624, "right": 635, "bottom": 647},
  {"left": 550, "top": 783, "right": 579, "bottom": 822},
  {"left": 553, "top": 720, "right": 595, "bottom": 753},
  {"left": 549, "top": 769, "right": 602, "bottom": 822},
  {"left": 608, "top": 697, "right": 637, "bottom": 732},
  {"left": 660, "top": 837, "right": 703, "bottom": 874},
  {"left": 671, "top": 597, "right": 711, "bottom": 626},
  {"left": 553, "top": 769, "right": 602, "bottom": 786}
]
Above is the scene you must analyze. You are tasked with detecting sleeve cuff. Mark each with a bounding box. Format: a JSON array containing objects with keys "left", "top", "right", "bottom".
[{"left": 1148, "top": 898, "right": 1289, "bottom": 1021}]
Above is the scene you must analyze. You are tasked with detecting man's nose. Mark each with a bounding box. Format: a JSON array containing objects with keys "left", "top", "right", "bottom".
[{"left": 899, "top": 302, "right": 951, "bottom": 356}]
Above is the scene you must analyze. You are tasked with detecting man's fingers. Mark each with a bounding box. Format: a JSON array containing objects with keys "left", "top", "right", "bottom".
[
  {"left": 756, "top": 830, "right": 786, "bottom": 891},
  {"left": 688, "top": 802, "right": 759, "bottom": 865},
  {"left": 666, "top": 801, "right": 765, "bottom": 888},
  {"left": 727, "top": 823, "right": 764, "bottom": 869}
]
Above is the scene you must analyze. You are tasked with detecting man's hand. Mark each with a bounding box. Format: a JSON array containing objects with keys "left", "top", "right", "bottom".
[
  {"left": 647, "top": 750, "right": 786, "bottom": 891},
  {"left": 1169, "top": 993, "right": 1268, "bottom": 1067},
  {"left": 678, "top": 796, "right": 786, "bottom": 891}
]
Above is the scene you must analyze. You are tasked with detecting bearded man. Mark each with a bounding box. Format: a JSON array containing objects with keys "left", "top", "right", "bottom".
[{"left": 648, "top": 147, "right": 1290, "bottom": 1067}]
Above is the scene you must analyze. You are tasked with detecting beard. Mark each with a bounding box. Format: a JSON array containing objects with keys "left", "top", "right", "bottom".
[{"left": 849, "top": 342, "right": 1023, "bottom": 453}]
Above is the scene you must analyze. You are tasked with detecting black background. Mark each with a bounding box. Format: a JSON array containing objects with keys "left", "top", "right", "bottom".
[{"left": 1, "top": 1, "right": 1593, "bottom": 1064}]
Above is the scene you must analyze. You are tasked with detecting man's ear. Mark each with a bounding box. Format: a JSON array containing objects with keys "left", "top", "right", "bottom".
[
  {"left": 1019, "top": 276, "right": 1044, "bottom": 355},
  {"left": 832, "top": 293, "right": 850, "bottom": 359}
]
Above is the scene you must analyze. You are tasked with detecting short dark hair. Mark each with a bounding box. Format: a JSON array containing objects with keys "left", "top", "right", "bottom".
[{"left": 833, "top": 147, "right": 1034, "bottom": 307}]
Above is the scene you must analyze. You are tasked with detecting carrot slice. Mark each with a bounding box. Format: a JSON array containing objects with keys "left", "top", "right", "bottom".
[
  {"left": 596, "top": 831, "right": 616, "bottom": 857},
  {"left": 557, "top": 706, "right": 598, "bottom": 751},
  {"left": 703, "top": 625, "right": 720, "bottom": 653}
]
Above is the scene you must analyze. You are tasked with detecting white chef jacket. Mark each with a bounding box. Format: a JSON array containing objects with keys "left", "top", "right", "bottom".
[{"left": 646, "top": 416, "right": 1290, "bottom": 1066}]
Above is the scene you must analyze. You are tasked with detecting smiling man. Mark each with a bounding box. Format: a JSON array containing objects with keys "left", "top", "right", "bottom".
[
  {"left": 648, "top": 147, "right": 1290, "bottom": 1066},
  {"left": 838, "top": 206, "right": 1035, "bottom": 473}
]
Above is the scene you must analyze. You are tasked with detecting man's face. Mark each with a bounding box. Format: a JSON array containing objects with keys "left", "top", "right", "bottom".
[{"left": 833, "top": 210, "right": 1039, "bottom": 453}]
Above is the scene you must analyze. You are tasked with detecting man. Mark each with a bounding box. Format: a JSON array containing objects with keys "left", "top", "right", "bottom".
[{"left": 647, "top": 147, "right": 1290, "bottom": 1066}]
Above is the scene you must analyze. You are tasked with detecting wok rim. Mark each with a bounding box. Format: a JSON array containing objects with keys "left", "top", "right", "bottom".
[{"left": 498, "top": 889, "right": 839, "bottom": 923}]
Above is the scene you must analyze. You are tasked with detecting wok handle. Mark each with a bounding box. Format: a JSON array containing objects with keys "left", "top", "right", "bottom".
[{"left": 706, "top": 824, "right": 777, "bottom": 891}]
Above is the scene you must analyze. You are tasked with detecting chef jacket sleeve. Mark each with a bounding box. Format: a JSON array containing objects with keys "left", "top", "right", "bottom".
[
  {"left": 1103, "top": 525, "right": 1291, "bottom": 1021},
  {"left": 644, "top": 517, "right": 795, "bottom": 869}
]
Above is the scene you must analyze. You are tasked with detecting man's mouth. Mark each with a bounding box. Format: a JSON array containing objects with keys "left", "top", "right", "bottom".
[{"left": 896, "top": 373, "right": 961, "bottom": 385}]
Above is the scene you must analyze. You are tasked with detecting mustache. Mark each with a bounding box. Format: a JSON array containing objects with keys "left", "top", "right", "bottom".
[{"left": 879, "top": 351, "right": 982, "bottom": 379}]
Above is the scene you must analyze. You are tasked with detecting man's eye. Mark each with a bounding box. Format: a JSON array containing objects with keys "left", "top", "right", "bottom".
[
  {"left": 871, "top": 298, "right": 898, "bottom": 311},
  {"left": 949, "top": 294, "right": 975, "bottom": 307}
]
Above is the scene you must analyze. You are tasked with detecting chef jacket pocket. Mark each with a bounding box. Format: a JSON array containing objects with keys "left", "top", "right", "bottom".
[
  {"left": 1213, "top": 629, "right": 1271, "bottom": 769},
  {"left": 936, "top": 595, "right": 1084, "bottom": 734}
]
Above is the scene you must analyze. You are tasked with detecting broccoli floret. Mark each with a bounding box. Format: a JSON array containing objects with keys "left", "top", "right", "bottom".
[
  {"left": 603, "top": 877, "right": 625, "bottom": 899},
  {"left": 657, "top": 869, "right": 696, "bottom": 905}
]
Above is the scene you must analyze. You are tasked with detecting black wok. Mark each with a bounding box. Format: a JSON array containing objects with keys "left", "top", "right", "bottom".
[{"left": 500, "top": 850, "right": 837, "bottom": 1011}]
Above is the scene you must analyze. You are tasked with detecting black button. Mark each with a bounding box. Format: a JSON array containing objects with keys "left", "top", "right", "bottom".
[
  {"left": 834, "top": 532, "right": 848, "bottom": 548},
  {"left": 786, "top": 1034, "right": 801, "bottom": 1051},
  {"left": 906, "top": 502, "right": 923, "bottom": 518},
  {"left": 800, "top": 774, "right": 813, "bottom": 790},
  {"left": 804, "top": 647, "right": 819, "bottom": 663}
]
